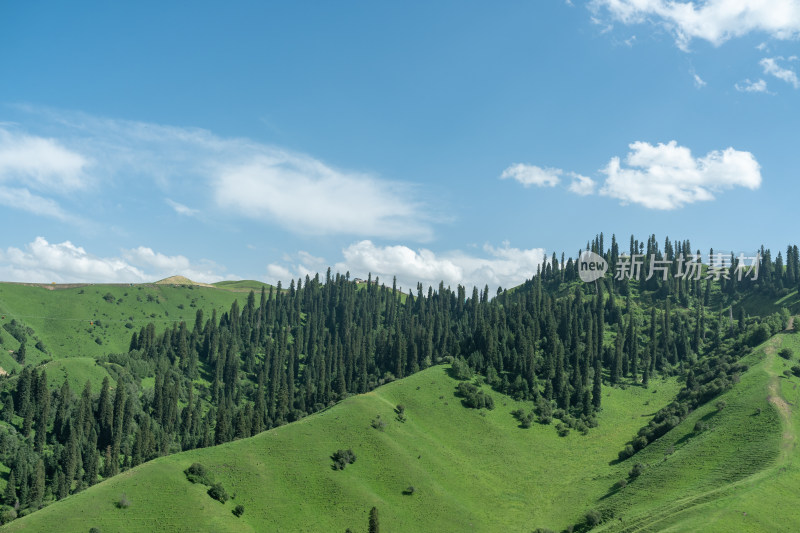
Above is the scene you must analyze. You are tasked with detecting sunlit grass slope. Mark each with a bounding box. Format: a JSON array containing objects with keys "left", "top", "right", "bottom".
[
  {"left": 593, "top": 327, "right": 798, "bottom": 532},
  {"left": 0, "top": 283, "right": 246, "bottom": 365},
  {"left": 2, "top": 365, "right": 681, "bottom": 533}
]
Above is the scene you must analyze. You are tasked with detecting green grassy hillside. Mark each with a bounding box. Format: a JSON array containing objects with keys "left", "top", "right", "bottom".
[
  {"left": 1, "top": 365, "right": 682, "bottom": 532},
  {"left": 7, "top": 325, "right": 798, "bottom": 533},
  {"left": 599, "top": 326, "right": 800, "bottom": 532},
  {"left": 212, "top": 280, "right": 275, "bottom": 292},
  {"left": 0, "top": 283, "right": 248, "bottom": 366}
]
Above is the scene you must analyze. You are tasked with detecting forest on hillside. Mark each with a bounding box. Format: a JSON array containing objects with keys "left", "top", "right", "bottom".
[{"left": 0, "top": 234, "right": 796, "bottom": 524}]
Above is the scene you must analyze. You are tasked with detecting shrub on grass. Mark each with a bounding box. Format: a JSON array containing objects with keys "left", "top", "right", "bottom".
[
  {"left": 116, "top": 494, "right": 130, "bottom": 509},
  {"left": 451, "top": 357, "right": 473, "bottom": 380},
  {"left": 184, "top": 463, "right": 213, "bottom": 485},
  {"left": 0, "top": 507, "right": 17, "bottom": 525},
  {"left": 628, "top": 463, "right": 646, "bottom": 479},
  {"left": 370, "top": 415, "right": 387, "bottom": 431},
  {"left": 331, "top": 448, "right": 357, "bottom": 470},
  {"left": 585, "top": 509, "right": 602, "bottom": 527},
  {"left": 779, "top": 348, "right": 793, "bottom": 360},
  {"left": 455, "top": 382, "right": 495, "bottom": 410},
  {"left": 232, "top": 504, "right": 244, "bottom": 517},
  {"left": 208, "top": 483, "right": 229, "bottom": 503},
  {"left": 618, "top": 444, "right": 635, "bottom": 461}
]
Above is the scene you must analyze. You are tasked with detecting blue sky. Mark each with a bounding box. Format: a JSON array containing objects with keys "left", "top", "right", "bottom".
[{"left": 1, "top": 1, "right": 799, "bottom": 291}]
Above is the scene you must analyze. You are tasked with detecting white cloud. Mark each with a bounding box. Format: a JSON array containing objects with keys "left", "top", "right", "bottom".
[
  {"left": 693, "top": 72, "right": 707, "bottom": 88},
  {"left": 334, "top": 240, "right": 546, "bottom": 293},
  {"left": 592, "top": 0, "right": 800, "bottom": 50},
  {"left": 0, "top": 237, "right": 233, "bottom": 283},
  {"left": 266, "top": 250, "right": 328, "bottom": 284},
  {"left": 0, "top": 237, "right": 146, "bottom": 283},
  {"left": 166, "top": 198, "right": 199, "bottom": 216},
  {"left": 0, "top": 186, "right": 77, "bottom": 221},
  {"left": 266, "top": 241, "right": 548, "bottom": 294},
  {"left": 122, "top": 246, "right": 232, "bottom": 283},
  {"left": 760, "top": 57, "right": 800, "bottom": 88},
  {"left": 11, "top": 108, "right": 437, "bottom": 240},
  {"left": 599, "top": 140, "right": 761, "bottom": 209},
  {"left": 568, "top": 174, "right": 597, "bottom": 196},
  {"left": 266, "top": 264, "right": 294, "bottom": 284},
  {"left": 500, "top": 164, "right": 562, "bottom": 187},
  {"left": 216, "top": 153, "right": 432, "bottom": 240},
  {"left": 0, "top": 128, "right": 91, "bottom": 223},
  {"left": 0, "top": 128, "right": 89, "bottom": 192},
  {"left": 735, "top": 78, "right": 770, "bottom": 92}
]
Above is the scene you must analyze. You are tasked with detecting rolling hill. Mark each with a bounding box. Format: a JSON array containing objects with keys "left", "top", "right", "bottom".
[
  {"left": 1, "top": 364, "right": 686, "bottom": 532},
  {"left": 4, "top": 322, "right": 797, "bottom": 533},
  {"left": 0, "top": 281, "right": 249, "bottom": 369}
]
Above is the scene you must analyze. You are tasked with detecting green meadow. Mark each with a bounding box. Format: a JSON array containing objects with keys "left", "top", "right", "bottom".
[
  {"left": 0, "top": 282, "right": 248, "bottom": 367},
  {"left": 1, "top": 365, "right": 684, "bottom": 532}
]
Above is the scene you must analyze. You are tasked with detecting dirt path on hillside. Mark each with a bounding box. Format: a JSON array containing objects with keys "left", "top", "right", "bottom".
[{"left": 765, "top": 332, "right": 795, "bottom": 452}]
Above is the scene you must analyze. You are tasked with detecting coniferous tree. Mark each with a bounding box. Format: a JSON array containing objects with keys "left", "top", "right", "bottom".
[
  {"left": 369, "top": 506, "right": 380, "bottom": 533},
  {"left": 4, "top": 470, "right": 16, "bottom": 506},
  {"left": 16, "top": 342, "right": 26, "bottom": 364},
  {"left": 31, "top": 459, "right": 45, "bottom": 508},
  {"left": 34, "top": 370, "right": 50, "bottom": 453}
]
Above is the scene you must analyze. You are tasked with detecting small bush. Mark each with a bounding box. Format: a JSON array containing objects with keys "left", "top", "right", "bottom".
[
  {"left": 455, "top": 382, "right": 495, "bottom": 410},
  {"left": 0, "top": 507, "right": 17, "bottom": 525},
  {"left": 451, "top": 357, "right": 473, "bottom": 380},
  {"left": 628, "top": 463, "right": 646, "bottom": 479},
  {"left": 585, "top": 509, "right": 602, "bottom": 527},
  {"left": 715, "top": 400, "right": 727, "bottom": 411},
  {"left": 613, "top": 479, "right": 627, "bottom": 490},
  {"left": 370, "top": 416, "right": 387, "bottom": 431},
  {"left": 331, "top": 449, "right": 357, "bottom": 470},
  {"left": 779, "top": 348, "right": 793, "bottom": 360},
  {"left": 791, "top": 366, "right": 800, "bottom": 378},
  {"left": 403, "top": 485, "right": 416, "bottom": 495},
  {"left": 694, "top": 421, "right": 709, "bottom": 433},
  {"left": 185, "top": 463, "right": 213, "bottom": 485},
  {"left": 618, "top": 444, "right": 635, "bottom": 461},
  {"left": 208, "top": 483, "right": 229, "bottom": 503},
  {"left": 90, "top": 528, "right": 102, "bottom": 533},
  {"left": 232, "top": 504, "right": 244, "bottom": 517},
  {"left": 116, "top": 494, "right": 130, "bottom": 509}
]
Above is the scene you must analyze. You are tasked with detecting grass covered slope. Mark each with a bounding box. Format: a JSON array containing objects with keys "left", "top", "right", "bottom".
[
  {"left": 2, "top": 365, "right": 681, "bottom": 533},
  {"left": 212, "top": 280, "right": 275, "bottom": 292},
  {"left": 0, "top": 283, "right": 246, "bottom": 364},
  {"left": 620, "top": 328, "right": 800, "bottom": 533}
]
